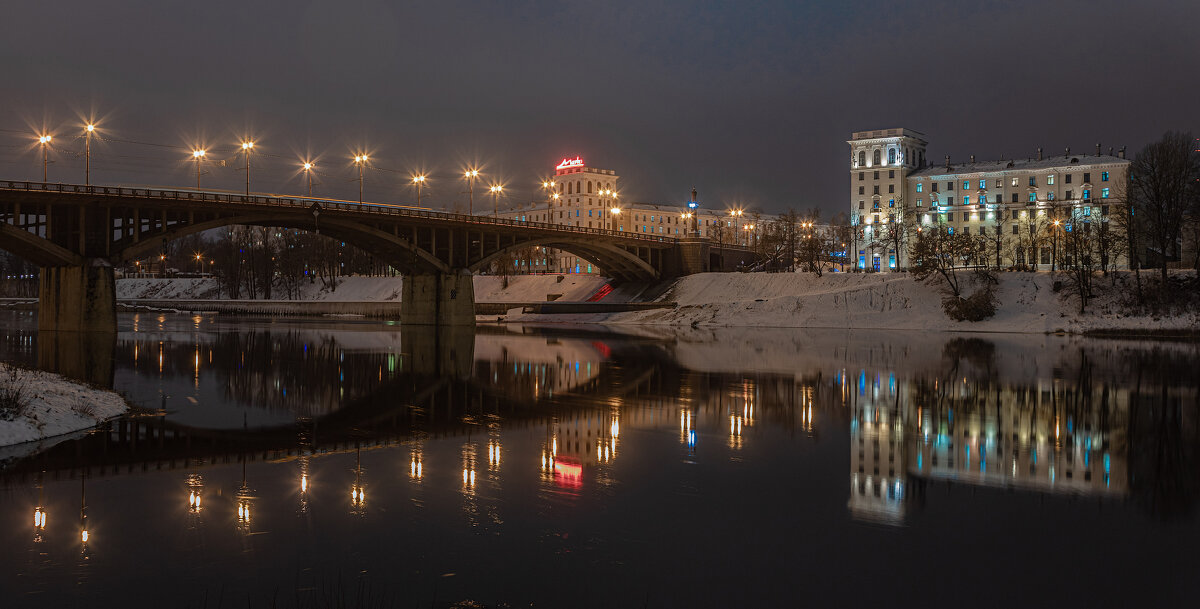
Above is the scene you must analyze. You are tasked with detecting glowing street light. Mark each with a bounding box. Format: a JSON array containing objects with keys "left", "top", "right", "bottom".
[
  {"left": 464, "top": 169, "right": 480, "bottom": 215},
  {"left": 241, "top": 140, "right": 255, "bottom": 195},
  {"left": 192, "top": 148, "right": 206, "bottom": 189},
  {"left": 609, "top": 206, "right": 622, "bottom": 231},
  {"left": 489, "top": 184, "right": 503, "bottom": 218},
  {"left": 301, "top": 161, "right": 315, "bottom": 195},
  {"left": 354, "top": 154, "right": 369, "bottom": 204},
  {"left": 37, "top": 134, "right": 52, "bottom": 182},
  {"left": 84, "top": 123, "right": 96, "bottom": 186},
  {"left": 412, "top": 174, "right": 427, "bottom": 207}
]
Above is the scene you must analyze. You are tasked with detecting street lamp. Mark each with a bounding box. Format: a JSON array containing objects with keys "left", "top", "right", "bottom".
[
  {"left": 464, "top": 169, "right": 480, "bottom": 215},
  {"left": 37, "top": 134, "right": 52, "bottom": 182},
  {"left": 489, "top": 184, "right": 503, "bottom": 218},
  {"left": 301, "top": 161, "right": 314, "bottom": 195},
  {"left": 192, "top": 149, "right": 206, "bottom": 189},
  {"left": 681, "top": 211, "right": 693, "bottom": 236},
  {"left": 729, "top": 209, "right": 744, "bottom": 245},
  {"left": 354, "top": 155, "right": 369, "bottom": 204},
  {"left": 241, "top": 140, "right": 255, "bottom": 195},
  {"left": 84, "top": 123, "right": 95, "bottom": 186},
  {"left": 412, "top": 174, "right": 426, "bottom": 207},
  {"left": 1051, "top": 219, "right": 1061, "bottom": 272}
]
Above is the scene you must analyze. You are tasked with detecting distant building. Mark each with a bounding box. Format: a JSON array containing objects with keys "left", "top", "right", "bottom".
[
  {"left": 849, "top": 128, "right": 1131, "bottom": 271},
  {"left": 496, "top": 157, "right": 746, "bottom": 275}
]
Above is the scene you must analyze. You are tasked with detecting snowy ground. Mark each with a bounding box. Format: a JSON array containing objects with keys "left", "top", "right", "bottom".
[
  {"left": 117, "top": 274, "right": 610, "bottom": 302},
  {"left": 0, "top": 363, "right": 129, "bottom": 450},
  {"left": 505, "top": 271, "right": 1200, "bottom": 334}
]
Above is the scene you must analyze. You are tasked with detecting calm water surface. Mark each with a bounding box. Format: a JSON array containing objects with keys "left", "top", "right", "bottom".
[{"left": 1, "top": 311, "right": 1198, "bottom": 608}]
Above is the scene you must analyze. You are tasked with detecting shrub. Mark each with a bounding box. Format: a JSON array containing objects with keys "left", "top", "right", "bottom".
[
  {"left": 943, "top": 286, "right": 997, "bottom": 322},
  {"left": 0, "top": 365, "right": 31, "bottom": 421}
]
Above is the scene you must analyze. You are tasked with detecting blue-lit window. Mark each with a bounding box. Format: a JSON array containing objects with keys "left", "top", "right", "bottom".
[
  {"left": 979, "top": 179, "right": 986, "bottom": 189},
  {"left": 888, "top": 148, "right": 896, "bottom": 164},
  {"left": 947, "top": 227, "right": 955, "bottom": 235},
  {"left": 1029, "top": 192, "right": 1037, "bottom": 202},
  {"left": 1029, "top": 176, "right": 1037, "bottom": 187},
  {"left": 889, "top": 198, "right": 895, "bottom": 208},
  {"left": 1084, "top": 207, "right": 1092, "bottom": 216},
  {"left": 1101, "top": 171, "right": 1109, "bottom": 182},
  {"left": 963, "top": 195, "right": 971, "bottom": 205},
  {"left": 1083, "top": 189, "right": 1091, "bottom": 199},
  {"left": 1102, "top": 187, "right": 1110, "bottom": 198},
  {"left": 962, "top": 180, "right": 970, "bottom": 190},
  {"left": 588, "top": 210, "right": 593, "bottom": 217},
  {"left": 916, "top": 183, "right": 923, "bottom": 193},
  {"left": 1048, "top": 192, "right": 1055, "bottom": 201}
]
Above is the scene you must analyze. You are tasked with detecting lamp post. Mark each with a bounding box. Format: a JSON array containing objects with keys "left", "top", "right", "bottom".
[
  {"left": 489, "top": 185, "right": 503, "bottom": 218},
  {"left": 241, "top": 141, "right": 255, "bottom": 195},
  {"left": 413, "top": 174, "right": 426, "bottom": 207},
  {"left": 354, "top": 155, "right": 369, "bottom": 204},
  {"left": 84, "top": 124, "right": 95, "bottom": 186},
  {"left": 38, "top": 134, "right": 51, "bottom": 182},
  {"left": 464, "top": 169, "right": 479, "bottom": 215},
  {"left": 680, "top": 212, "right": 693, "bottom": 236},
  {"left": 302, "top": 162, "right": 314, "bottom": 195},
  {"left": 729, "top": 209, "right": 744, "bottom": 245},
  {"left": 192, "top": 149, "right": 206, "bottom": 189},
  {"left": 610, "top": 206, "right": 621, "bottom": 231},
  {"left": 1051, "top": 219, "right": 1061, "bottom": 272}
]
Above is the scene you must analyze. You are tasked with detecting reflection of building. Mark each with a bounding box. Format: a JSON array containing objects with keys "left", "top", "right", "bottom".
[{"left": 847, "top": 369, "right": 1130, "bottom": 525}]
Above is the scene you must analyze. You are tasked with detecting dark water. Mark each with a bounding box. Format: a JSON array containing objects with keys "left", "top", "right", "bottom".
[{"left": 1, "top": 311, "right": 1199, "bottom": 608}]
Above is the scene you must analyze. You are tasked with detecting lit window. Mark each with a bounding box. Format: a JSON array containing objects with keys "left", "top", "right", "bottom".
[
  {"left": 916, "top": 198, "right": 923, "bottom": 207},
  {"left": 916, "top": 183, "right": 923, "bottom": 193},
  {"left": 963, "top": 195, "right": 970, "bottom": 205},
  {"left": 1101, "top": 187, "right": 1110, "bottom": 198},
  {"left": 1083, "top": 189, "right": 1091, "bottom": 199},
  {"left": 889, "top": 198, "right": 895, "bottom": 208},
  {"left": 962, "top": 180, "right": 970, "bottom": 190},
  {"left": 1101, "top": 171, "right": 1109, "bottom": 182},
  {"left": 979, "top": 180, "right": 986, "bottom": 189},
  {"left": 1048, "top": 192, "right": 1055, "bottom": 201},
  {"left": 1011, "top": 177, "right": 1019, "bottom": 187},
  {"left": 1029, "top": 192, "right": 1037, "bottom": 202},
  {"left": 1047, "top": 175, "right": 1055, "bottom": 185}
]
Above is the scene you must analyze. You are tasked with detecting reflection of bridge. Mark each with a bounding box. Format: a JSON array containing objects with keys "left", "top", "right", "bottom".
[{"left": 0, "top": 180, "right": 758, "bottom": 331}]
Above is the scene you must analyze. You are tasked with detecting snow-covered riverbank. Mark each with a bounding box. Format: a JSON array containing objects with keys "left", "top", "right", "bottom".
[
  {"left": 506, "top": 271, "right": 1200, "bottom": 334},
  {"left": 0, "top": 363, "right": 129, "bottom": 449}
]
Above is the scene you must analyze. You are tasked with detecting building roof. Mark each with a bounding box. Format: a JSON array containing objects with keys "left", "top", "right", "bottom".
[{"left": 909, "top": 154, "right": 1128, "bottom": 178}]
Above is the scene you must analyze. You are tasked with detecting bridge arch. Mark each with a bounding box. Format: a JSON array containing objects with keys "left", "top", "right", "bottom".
[
  {"left": 114, "top": 213, "right": 451, "bottom": 275},
  {"left": 468, "top": 236, "right": 659, "bottom": 281}
]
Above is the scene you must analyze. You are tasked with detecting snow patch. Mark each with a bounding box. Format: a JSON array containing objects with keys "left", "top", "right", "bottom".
[{"left": 0, "top": 363, "right": 129, "bottom": 449}]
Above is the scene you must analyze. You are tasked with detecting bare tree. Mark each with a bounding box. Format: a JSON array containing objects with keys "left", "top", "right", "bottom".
[{"left": 1129, "top": 131, "right": 1200, "bottom": 295}]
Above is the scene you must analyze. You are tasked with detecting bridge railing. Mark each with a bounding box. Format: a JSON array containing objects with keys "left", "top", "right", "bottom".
[{"left": 0, "top": 180, "right": 679, "bottom": 246}]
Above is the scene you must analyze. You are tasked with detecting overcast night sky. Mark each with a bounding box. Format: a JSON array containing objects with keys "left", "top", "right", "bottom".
[{"left": 1, "top": 0, "right": 1197, "bottom": 217}]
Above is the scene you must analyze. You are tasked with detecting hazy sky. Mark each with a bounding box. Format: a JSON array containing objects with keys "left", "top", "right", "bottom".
[{"left": 1, "top": 0, "right": 1196, "bottom": 217}]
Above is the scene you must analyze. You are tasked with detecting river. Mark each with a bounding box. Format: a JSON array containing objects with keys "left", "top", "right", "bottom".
[{"left": 1, "top": 311, "right": 1198, "bottom": 608}]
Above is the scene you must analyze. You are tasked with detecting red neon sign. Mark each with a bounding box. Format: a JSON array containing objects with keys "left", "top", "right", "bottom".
[{"left": 556, "top": 157, "right": 584, "bottom": 170}]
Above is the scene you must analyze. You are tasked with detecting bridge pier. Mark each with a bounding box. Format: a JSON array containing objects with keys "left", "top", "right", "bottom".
[
  {"left": 400, "top": 271, "right": 475, "bottom": 327},
  {"left": 38, "top": 260, "right": 117, "bottom": 333}
]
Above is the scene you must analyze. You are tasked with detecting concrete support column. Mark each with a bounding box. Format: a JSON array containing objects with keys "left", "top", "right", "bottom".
[
  {"left": 400, "top": 270, "right": 475, "bottom": 326},
  {"left": 38, "top": 260, "right": 117, "bottom": 333}
]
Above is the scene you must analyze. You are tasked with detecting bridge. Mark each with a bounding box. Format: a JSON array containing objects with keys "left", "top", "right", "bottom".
[{"left": 0, "top": 180, "right": 758, "bottom": 331}]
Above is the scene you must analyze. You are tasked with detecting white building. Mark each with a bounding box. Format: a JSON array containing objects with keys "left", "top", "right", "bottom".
[
  {"left": 497, "top": 157, "right": 747, "bottom": 275},
  {"left": 849, "top": 128, "right": 1130, "bottom": 271}
]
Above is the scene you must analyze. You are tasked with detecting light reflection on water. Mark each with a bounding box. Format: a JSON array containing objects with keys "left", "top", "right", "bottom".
[{"left": 0, "top": 312, "right": 1198, "bottom": 606}]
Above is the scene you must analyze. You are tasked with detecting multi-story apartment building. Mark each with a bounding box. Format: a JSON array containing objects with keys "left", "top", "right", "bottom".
[
  {"left": 497, "top": 157, "right": 746, "bottom": 274},
  {"left": 849, "top": 128, "right": 1130, "bottom": 271}
]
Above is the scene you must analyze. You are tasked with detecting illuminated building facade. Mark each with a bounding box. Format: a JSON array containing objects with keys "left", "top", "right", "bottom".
[
  {"left": 849, "top": 128, "right": 1131, "bottom": 271},
  {"left": 497, "top": 157, "right": 739, "bottom": 275}
]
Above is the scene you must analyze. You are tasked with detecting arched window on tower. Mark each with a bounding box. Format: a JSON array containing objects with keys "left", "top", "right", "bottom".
[
  {"left": 888, "top": 148, "right": 896, "bottom": 165},
  {"left": 576, "top": 180, "right": 581, "bottom": 194},
  {"left": 588, "top": 181, "right": 592, "bottom": 193},
  {"left": 567, "top": 182, "right": 573, "bottom": 195},
  {"left": 873, "top": 149, "right": 881, "bottom": 166},
  {"left": 858, "top": 151, "right": 866, "bottom": 167}
]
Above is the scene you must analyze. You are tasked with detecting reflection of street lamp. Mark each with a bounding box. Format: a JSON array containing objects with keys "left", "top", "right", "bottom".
[
  {"left": 192, "top": 149, "right": 206, "bottom": 189},
  {"left": 412, "top": 174, "right": 426, "bottom": 207},
  {"left": 354, "top": 155, "right": 369, "bottom": 204},
  {"left": 464, "top": 169, "right": 480, "bottom": 215},
  {"left": 38, "top": 134, "right": 52, "bottom": 182}
]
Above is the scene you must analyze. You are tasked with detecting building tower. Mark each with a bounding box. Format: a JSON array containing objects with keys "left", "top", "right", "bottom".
[{"left": 847, "top": 128, "right": 927, "bottom": 271}]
